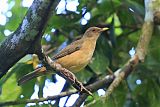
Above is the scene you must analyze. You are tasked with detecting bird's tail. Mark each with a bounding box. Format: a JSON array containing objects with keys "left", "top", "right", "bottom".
[{"left": 18, "top": 67, "right": 47, "bottom": 85}]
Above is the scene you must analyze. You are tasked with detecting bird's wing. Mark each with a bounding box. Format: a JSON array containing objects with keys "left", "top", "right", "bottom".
[{"left": 52, "top": 39, "right": 84, "bottom": 60}]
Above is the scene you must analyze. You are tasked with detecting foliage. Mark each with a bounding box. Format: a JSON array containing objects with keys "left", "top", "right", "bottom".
[{"left": 0, "top": 0, "right": 160, "bottom": 107}]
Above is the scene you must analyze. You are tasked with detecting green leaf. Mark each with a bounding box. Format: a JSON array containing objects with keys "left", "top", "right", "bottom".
[
  {"left": 89, "top": 36, "right": 110, "bottom": 74},
  {"left": 0, "top": 73, "right": 21, "bottom": 101},
  {"left": 5, "top": 0, "right": 27, "bottom": 31},
  {"left": 49, "top": 14, "right": 81, "bottom": 29},
  {"left": 87, "top": 83, "right": 127, "bottom": 107},
  {"left": 14, "top": 63, "right": 35, "bottom": 99}
]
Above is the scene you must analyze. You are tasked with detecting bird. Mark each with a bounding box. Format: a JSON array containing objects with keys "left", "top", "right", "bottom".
[{"left": 18, "top": 27, "right": 109, "bottom": 85}]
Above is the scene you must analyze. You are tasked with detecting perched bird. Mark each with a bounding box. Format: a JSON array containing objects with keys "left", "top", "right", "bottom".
[{"left": 18, "top": 27, "right": 109, "bottom": 85}]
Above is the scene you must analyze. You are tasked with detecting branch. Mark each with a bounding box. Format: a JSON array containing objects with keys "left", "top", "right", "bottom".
[
  {"left": 41, "top": 55, "right": 93, "bottom": 96},
  {"left": 0, "top": 90, "right": 77, "bottom": 106},
  {"left": 74, "top": 0, "right": 159, "bottom": 106},
  {"left": 72, "top": 75, "right": 115, "bottom": 107},
  {"left": 154, "top": 11, "right": 160, "bottom": 25},
  {"left": 0, "top": 73, "right": 115, "bottom": 106},
  {"left": 153, "top": 0, "right": 160, "bottom": 25},
  {"left": 104, "top": 0, "right": 155, "bottom": 101},
  {"left": 0, "top": 0, "right": 58, "bottom": 78}
]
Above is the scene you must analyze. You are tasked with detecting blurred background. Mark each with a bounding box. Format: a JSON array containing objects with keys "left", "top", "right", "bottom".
[{"left": 0, "top": 0, "right": 160, "bottom": 107}]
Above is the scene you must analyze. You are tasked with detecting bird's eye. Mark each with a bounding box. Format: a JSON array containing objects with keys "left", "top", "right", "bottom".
[{"left": 92, "top": 29, "right": 96, "bottom": 32}]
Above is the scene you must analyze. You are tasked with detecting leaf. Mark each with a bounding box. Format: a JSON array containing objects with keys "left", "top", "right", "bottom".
[
  {"left": 0, "top": 73, "right": 21, "bottom": 101},
  {"left": 49, "top": 14, "right": 81, "bottom": 29},
  {"left": 88, "top": 36, "right": 110, "bottom": 74},
  {"left": 87, "top": 83, "right": 127, "bottom": 107},
  {"left": 5, "top": 0, "right": 27, "bottom": 31},
  {"left": 75, "top": 69, "right": 92, "bottom": 83},
  {"left": 14, "top": 63, "right": 35, "bottom": 99},
  {"left": 32, "top": 54, "right": 40, "bottom": 69}
]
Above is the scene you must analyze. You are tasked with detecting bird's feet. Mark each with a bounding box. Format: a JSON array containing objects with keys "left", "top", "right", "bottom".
[
  {"left": 45, "top": 56, "right": 92, "bottom": 96},
  {"left": 75, "top": 80, "right": 93, "bottom": 96}
]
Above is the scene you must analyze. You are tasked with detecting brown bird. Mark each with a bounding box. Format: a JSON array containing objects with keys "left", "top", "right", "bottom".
[{"left": 18, "top": 27, "right": 109, "bottom": 85}]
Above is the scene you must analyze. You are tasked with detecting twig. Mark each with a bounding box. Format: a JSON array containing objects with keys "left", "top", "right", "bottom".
[
  {"left": 0, "top": 0, "right": 59, "bottom": 78},
  {"left": 0, "top": 74, "right": 115, "bottom": 106},
  {"left": 74, "top": 0, "right": 158, "bottom": 106},
  {"left": 45, "top": 47, "right": 57, "bottom": 55},
  {"left": 72, "top": 75, "right": 115, "bottom": 107},
  {"left": 104, "top": 55, "right": 139, "bottom": 99},
  {"left": 38, "top": 53, "right": 92, "bottom": 96},
  {"left": 0, "top": 90, "right": 77, "bottom": 106},
  {"left": 103, "top": 0, "right": 154, "bottom": 101},
  {"left": 106, "top": 67, "right": 113, "bottom": 74}
]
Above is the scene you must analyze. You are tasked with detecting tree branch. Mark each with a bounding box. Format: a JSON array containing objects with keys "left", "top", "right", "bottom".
[
  {"left": 152, "top": 0, "right": 160, "bottom": 25},
  {"left": 0, "top": 73, "right": 115, "bottom": 106},
  {"left": 73, "top": 0, "right": 159, "bottom": 106},
  {"left": 0, "top": 90, "right": 77, "bottom": 106},
  {"left": 103, "top": 0, "right": 155, "bottom": 102},
  {"left": 41, "top": 55, "right": 93, "bottom": 96},
  {"left": 72, "top": 75, "right": 115, "bottom": 107},
  {"left": 1, "top": 0, "right": 160, "bottom": 106},
  {"left": 0, "top": 0, "right": 58, "bottom": 78}
]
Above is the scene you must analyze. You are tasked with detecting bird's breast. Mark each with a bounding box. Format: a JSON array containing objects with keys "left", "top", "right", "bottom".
[{"left": 56, "top": 40, "right": 97, "bottom": 72}]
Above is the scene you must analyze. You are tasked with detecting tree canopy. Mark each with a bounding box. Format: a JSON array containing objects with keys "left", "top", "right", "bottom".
[{"left": 0, "top": 0, "right": 160, "bottom": 107}]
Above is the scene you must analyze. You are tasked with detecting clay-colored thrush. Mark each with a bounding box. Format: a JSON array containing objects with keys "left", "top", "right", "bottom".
[{"left": 18, "top": 27, "right": 109, "bottom": 85}]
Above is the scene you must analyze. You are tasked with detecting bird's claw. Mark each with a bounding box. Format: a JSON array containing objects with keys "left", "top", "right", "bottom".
[
  {"left": 76, "top": 81, "right": 93, "bottom": 96},
  {"left": 45, "top": 57, "right": 92, "bottom": 96},
  {"left": 58, "top": 66, "right": 92, "bottom": 95}
]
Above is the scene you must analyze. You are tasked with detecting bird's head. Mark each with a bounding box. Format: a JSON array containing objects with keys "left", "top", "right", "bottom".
[{"left": 83, "top": 27, "right": 109, "bottom": 40}]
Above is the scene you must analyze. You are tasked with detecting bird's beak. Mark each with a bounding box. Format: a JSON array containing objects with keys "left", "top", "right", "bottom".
[{"left": 101, "top": 27, "right": 109, "bottom": 32}]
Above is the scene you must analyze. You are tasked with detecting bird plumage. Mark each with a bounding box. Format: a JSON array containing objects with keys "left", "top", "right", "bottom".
[{"left": 18, "top": 27, "right": 108, "bottom": 85}]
